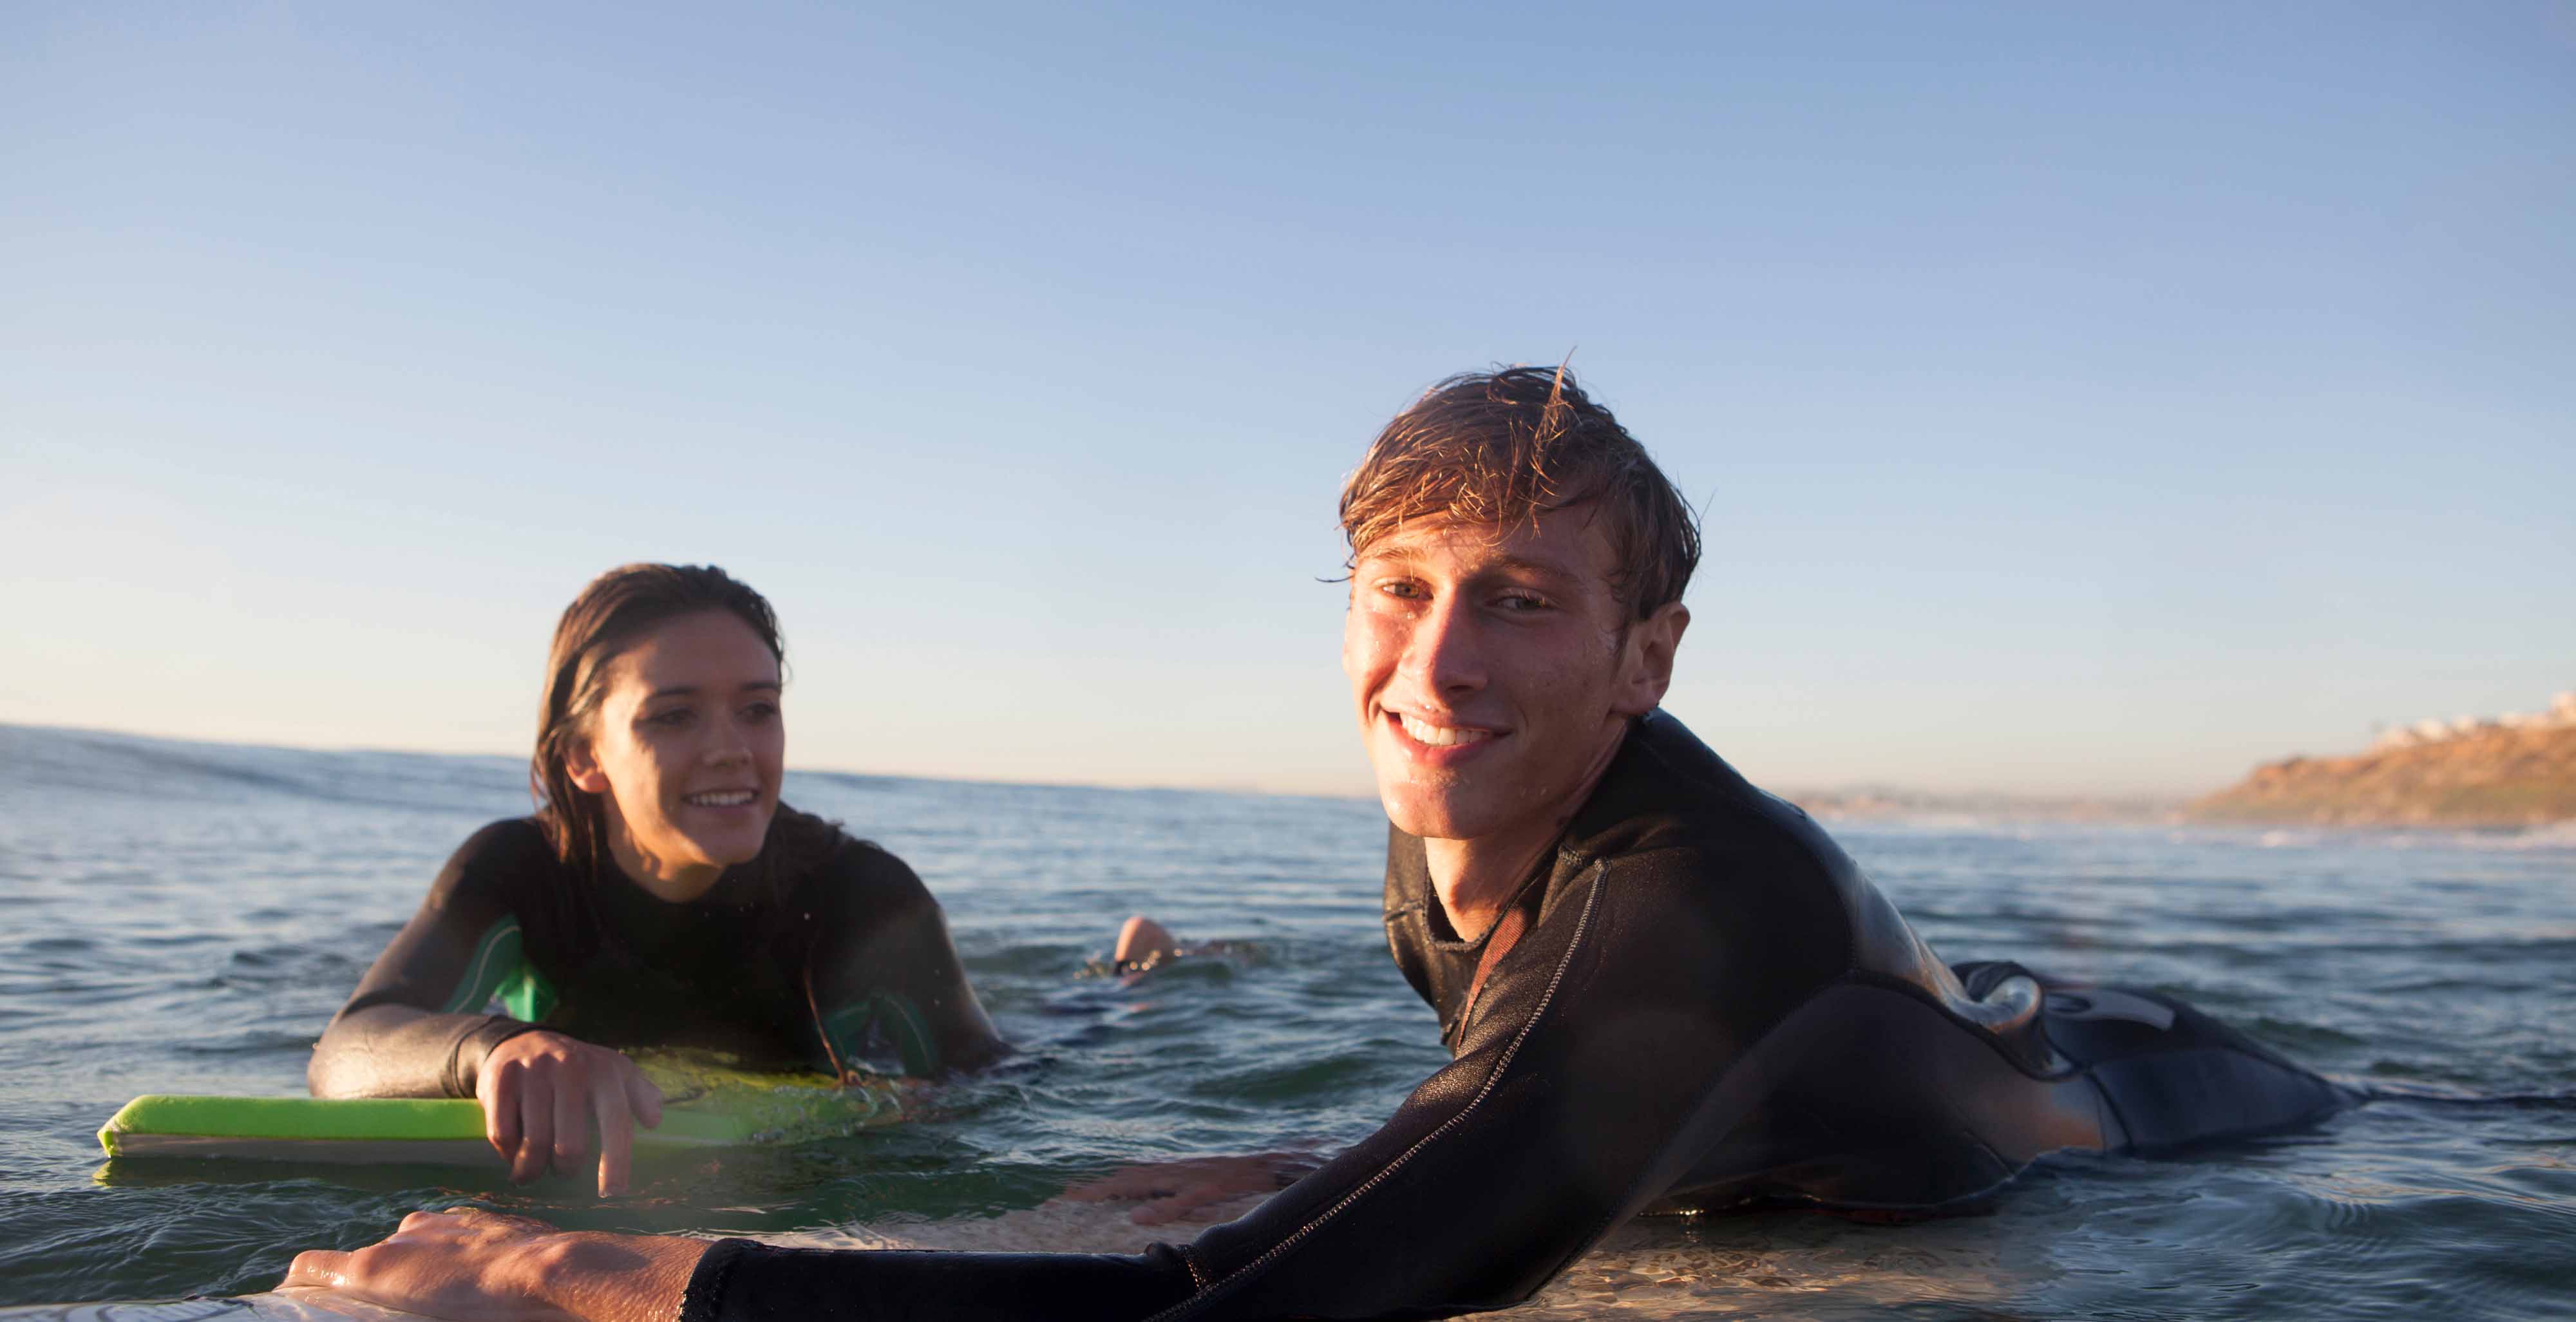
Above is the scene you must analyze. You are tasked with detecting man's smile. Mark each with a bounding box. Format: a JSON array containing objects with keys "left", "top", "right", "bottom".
[{"left": 1383, "top": 707, "right": 1505, "bottom": 762}]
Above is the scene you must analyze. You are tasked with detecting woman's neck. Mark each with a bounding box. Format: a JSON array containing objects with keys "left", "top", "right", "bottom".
[{"left": 598, "top": 811, "right": 724, "bottom": 903}]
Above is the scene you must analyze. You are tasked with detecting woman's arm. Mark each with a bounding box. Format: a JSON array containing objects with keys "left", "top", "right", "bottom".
[
  {"left": 308, "top": 822, "right": 542, "bottom": 1100},
  {"left": 804, "top": 846, "right": 1009, "bottom": 1078},
  {"left": 308, "top": 820, "right": 664, "bottom": 1195}
]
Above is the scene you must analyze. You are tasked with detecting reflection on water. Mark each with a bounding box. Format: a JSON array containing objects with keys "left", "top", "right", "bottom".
[{"left": 1, "top": 724, "right": 2570, "bottom": 1319}]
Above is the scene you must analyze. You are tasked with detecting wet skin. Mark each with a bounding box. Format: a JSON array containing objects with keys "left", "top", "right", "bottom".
[{"left": 1343, "top": 511, "right": 1688, "bottom": 937}]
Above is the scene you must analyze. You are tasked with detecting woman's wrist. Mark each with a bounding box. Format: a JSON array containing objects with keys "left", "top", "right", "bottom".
[{"left": 453, "top": 1019, "right": 550, "bottom": 1097}]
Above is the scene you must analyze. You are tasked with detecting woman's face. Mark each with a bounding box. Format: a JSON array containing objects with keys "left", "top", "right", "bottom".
[{"left": 565, "top": 610, "right": 785, "bottom": 901}]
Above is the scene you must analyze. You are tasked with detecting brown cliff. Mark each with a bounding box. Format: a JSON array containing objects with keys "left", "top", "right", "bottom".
[{"left": 2188, "top": 723, "right": 2576, "bottom": 827}]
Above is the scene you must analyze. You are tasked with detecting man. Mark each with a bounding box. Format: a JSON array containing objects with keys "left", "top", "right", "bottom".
[{"left": 290, "top": 367, "right": 2347, "bottom": 1321}]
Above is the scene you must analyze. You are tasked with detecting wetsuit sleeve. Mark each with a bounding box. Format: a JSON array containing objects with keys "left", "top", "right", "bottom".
[
  {"left": 683, "top": 849, "right": 1809, "bottom": 1321},
  {"left": 307, "top": 820, "right": 548, "bottom": 1099},
  {"left": 803, "top": 847, "right": 1009, "bottom": 1077}
]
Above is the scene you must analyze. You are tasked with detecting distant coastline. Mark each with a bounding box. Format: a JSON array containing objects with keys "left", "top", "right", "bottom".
[
  {"left": 2188, "top": 692, "right": 2576, "bottom": 828},
  {"left": 1785, "top": 787, "right": 2179, "bottom": 825}
]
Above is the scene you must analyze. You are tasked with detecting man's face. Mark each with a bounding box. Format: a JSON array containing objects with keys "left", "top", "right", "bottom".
[{"left": 1343, "top": 511, "right": 1685, "bottom": 845}]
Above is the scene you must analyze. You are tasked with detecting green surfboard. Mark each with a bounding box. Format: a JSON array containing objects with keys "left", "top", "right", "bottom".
[{"left": 98, "top": 1052, "right": 904, "bottom": 1166}]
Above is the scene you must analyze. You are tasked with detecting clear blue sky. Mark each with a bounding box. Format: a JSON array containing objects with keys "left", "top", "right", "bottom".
[{"left": 5, "top": 3, "right": 2570, "bottom": 797}]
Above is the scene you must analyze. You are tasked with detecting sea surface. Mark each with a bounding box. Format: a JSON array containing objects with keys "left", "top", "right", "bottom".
[{"left": 0, "top": 723, "right": 2570, "bottom": 1319}]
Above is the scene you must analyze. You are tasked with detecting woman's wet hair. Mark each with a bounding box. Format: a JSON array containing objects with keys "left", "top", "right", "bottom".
[
  {"left": 531, "top": 563, "right": 784, "bottom": 874},
  {"left": 1339, "top": 366, "right": 1701, "bottom": 620}
]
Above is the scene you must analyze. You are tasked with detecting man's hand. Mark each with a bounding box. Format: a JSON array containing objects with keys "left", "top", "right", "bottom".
[
  {"left": 1056, "top": 1153, "right": 1310, "bottom": 1225},
  {"left": 477, "top": 1031, "right": 663, "bottom": 1196},
  {"left": 284, "top": 1209, "right": 706, "bottom": 1322}
]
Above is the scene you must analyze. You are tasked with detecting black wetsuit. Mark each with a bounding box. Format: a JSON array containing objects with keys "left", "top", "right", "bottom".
[
  {"left": 678, "top": 713, "right": 2351, "bottom": 1321},
  {"left": 309, "top": 807, "right": 1004, "bottom": 1099}
]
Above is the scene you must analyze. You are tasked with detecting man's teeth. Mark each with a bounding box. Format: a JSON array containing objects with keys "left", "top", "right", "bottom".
[
  {"left": 1399, "top": 714, "right": 1491, "bottom": 748},
  {"left": 685, "top": 790, "right": 757, "bottom": 807}
]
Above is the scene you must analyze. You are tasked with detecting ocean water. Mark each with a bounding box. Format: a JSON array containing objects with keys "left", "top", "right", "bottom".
[{"left": 0, "top": 722, "right": 2570, "bottom": 1319}]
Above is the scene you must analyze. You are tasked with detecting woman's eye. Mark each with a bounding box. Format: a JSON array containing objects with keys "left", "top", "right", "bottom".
[
  {"left": 744, "top": 701, "right": 781, "bottom": 722},
  {"left": 646, "top": 708, "right": 694, "bottom": 728}
]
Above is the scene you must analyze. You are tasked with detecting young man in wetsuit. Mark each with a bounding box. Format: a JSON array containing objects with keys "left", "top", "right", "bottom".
[{"left": 289, "top": 368, "right": 2347, "bottom": 1321}]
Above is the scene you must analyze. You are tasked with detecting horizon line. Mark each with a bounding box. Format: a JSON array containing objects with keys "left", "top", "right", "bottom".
[{"left": 1, "top": 717, "right": 2215, "bottom": 808}]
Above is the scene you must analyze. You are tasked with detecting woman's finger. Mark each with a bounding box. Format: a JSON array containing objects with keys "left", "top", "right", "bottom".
[
  {"left": 592, "top": 1073, "right": 635, "bottom": 1198},
  {"left": 625, "top": 1064, "right": 664, "bottom": 1130},
  {"left": 551, "top": 1062, "right": 589, "bottom": 1180},
  {"left": 481, "top": 1067, "right": 524, "bottom": 1169},
  {"left": 513, "top": 1073, "right": 554, "bottom": 1185}
]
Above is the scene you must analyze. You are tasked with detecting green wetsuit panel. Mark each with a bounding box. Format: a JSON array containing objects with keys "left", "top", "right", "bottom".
[
  {"left": 819, "top": 994, "right": 940, "bottom": 1078},
  {"left": 438, "top": 918, "right": 560, "bottom": 1024}
]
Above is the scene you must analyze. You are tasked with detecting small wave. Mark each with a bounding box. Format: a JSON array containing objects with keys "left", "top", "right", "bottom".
[
  {"left": 2458, "top": 820, "right": 2576, "bottom": 852},
  {"left": 2360, "top": 1087, "right": 2576, "bottom": 1110}
]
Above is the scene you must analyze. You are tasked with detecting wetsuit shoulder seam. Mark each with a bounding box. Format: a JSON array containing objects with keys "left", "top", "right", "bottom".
[{"left": 1144, "top": 865, "right": 1611, "bottom": 1322}]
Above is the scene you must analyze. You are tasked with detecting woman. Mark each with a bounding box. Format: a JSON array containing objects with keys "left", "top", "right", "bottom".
[{"left": 308, "top": 563, "right": 1006, "bottom": 1196}]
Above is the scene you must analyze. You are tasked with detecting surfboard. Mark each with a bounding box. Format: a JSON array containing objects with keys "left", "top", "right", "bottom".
[{"left": 97, "top": 1052, "right": 903, "bottom": 1168}]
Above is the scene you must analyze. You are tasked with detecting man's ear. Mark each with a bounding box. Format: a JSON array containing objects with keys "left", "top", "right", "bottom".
[
  {"left": 564, "top": 735, "right": 611, "bottom": 795},
  {"left": 1614, "top": 603, "right": 1690, "bottom": 717}
]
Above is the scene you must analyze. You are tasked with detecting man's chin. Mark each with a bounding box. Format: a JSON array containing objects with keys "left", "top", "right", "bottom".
[{"left": 1373, "top": 780, "right": 1487, "bottom": 843}]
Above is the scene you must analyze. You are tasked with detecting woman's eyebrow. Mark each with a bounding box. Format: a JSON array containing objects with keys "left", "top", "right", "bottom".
[{"left": 647, "top": 679, "right": 782, "bottom": 700}]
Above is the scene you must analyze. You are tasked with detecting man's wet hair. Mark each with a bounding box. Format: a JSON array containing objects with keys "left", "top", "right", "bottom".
[{"left": 1338, "top": 366, "right": 1701, "bottom": 619}]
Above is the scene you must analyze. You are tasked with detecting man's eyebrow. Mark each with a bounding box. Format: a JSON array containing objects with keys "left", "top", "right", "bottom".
[{"left": 1484, "top": 554, "right": 1583, "bottom": 585}]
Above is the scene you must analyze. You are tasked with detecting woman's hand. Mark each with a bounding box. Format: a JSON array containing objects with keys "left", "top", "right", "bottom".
[
  {"left": 1056, "top": 1153, "right": 1310, "bottom": 1225},
  {"left": 285, "top": 1208, "right": 705, "bottom": 1322},
  {"left": 476, "top": 1031, "right": 663, "bottom": 1196}
]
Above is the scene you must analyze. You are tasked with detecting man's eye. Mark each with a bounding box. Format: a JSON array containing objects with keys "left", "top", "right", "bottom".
[
  {"left": 1495, "top": 593, "right": 1549, "bottom": 612},
  {"left": 1378, "top": 580, "right": 1426, "bottom": 601}
]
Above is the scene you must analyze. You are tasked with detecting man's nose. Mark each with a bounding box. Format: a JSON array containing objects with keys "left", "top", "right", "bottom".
[{"left": 1401, "top": 598, "right": 1486, "bottom": 694}]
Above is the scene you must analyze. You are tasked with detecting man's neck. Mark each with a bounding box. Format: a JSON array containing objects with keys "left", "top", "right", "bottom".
[{"left": 1425, "top": 829, "right": 1555, "bottom": 943}]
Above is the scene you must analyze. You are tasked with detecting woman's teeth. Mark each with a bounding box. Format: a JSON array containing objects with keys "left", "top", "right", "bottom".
[
  {"left": 1400, "top": 714, "right": 1491, "bottom": 748},
  {"left": 685, "top": 790, "right": 757, "bottom": 807}
]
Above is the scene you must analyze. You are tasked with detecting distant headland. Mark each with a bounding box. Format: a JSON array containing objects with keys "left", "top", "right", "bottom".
[{"left": 2188, "top": 691, "right": 2576, "bottom": 827}]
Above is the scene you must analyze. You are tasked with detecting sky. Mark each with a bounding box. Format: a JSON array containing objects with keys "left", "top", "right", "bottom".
[{"left": 4, "top": 3, "right": 2571, "bottom": 798}]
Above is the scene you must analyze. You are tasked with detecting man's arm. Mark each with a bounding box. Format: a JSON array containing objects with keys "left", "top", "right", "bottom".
[{"left": 691, "top": 858, "right": 1785, "bottom": 1321}]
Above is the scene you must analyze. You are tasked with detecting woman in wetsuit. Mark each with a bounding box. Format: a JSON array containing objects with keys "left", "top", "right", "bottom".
[{"left": 307, "top": 563, "right": 1005, "bottom": 1195}]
